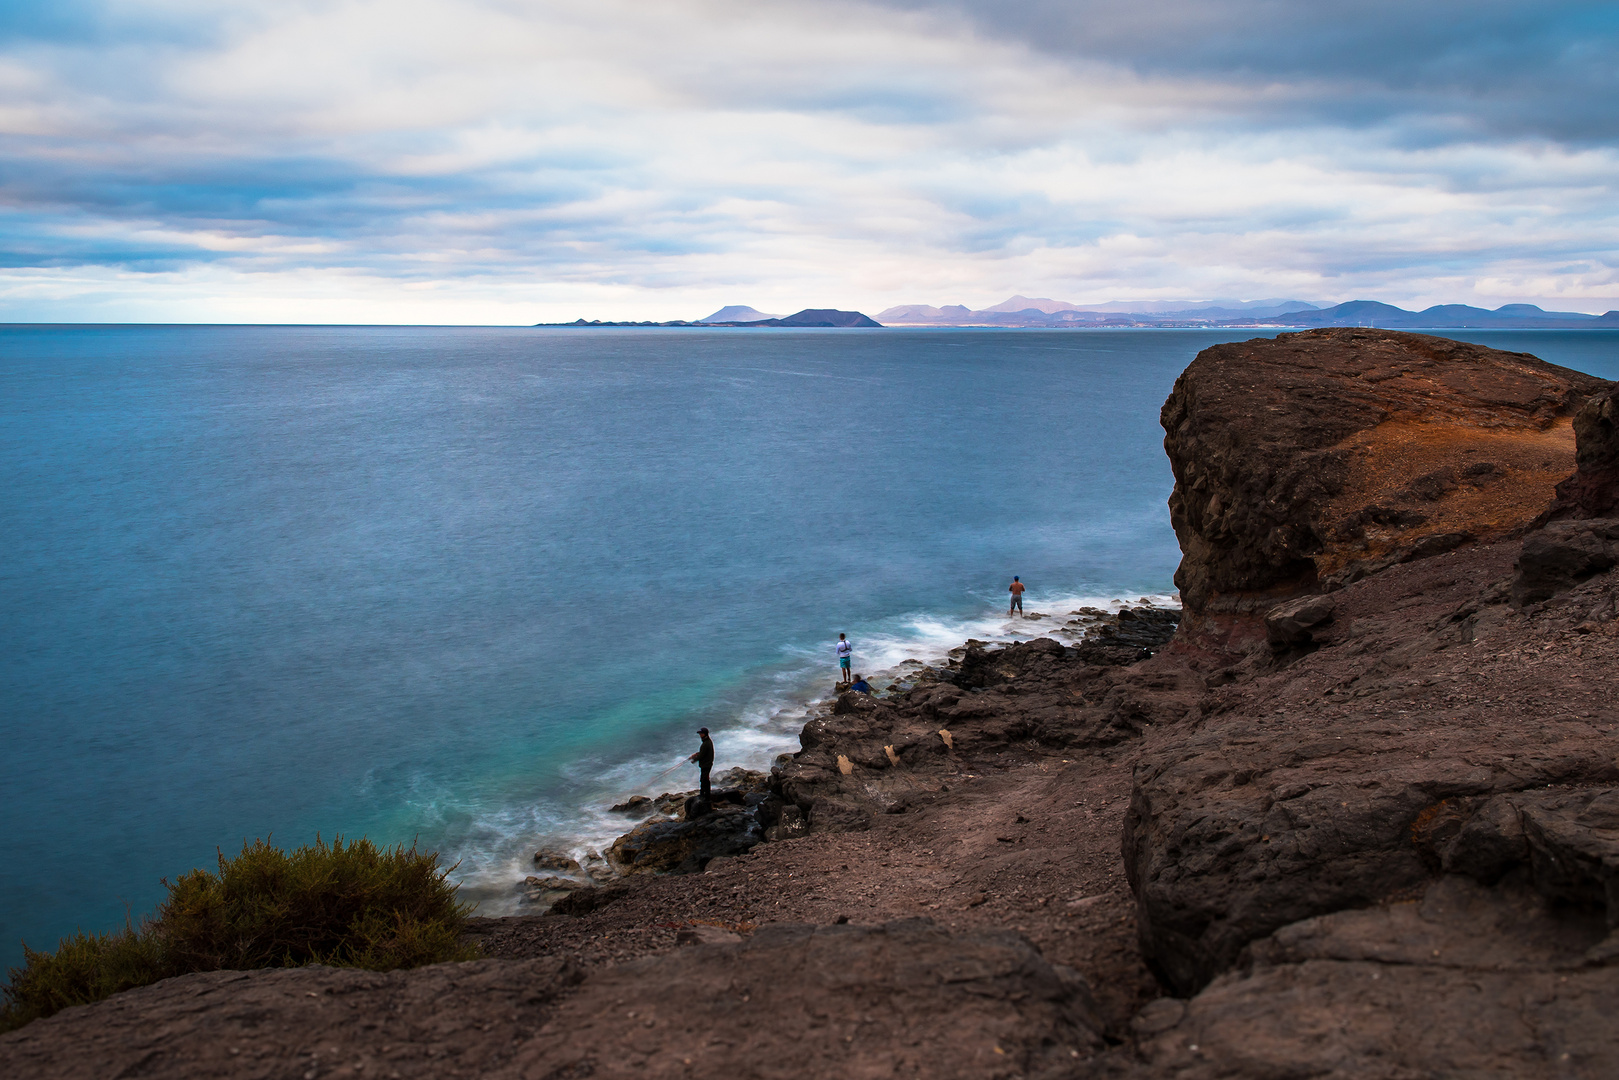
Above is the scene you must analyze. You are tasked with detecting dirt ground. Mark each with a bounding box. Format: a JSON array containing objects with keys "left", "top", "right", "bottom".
[{"left": 468, "top": 741, "right": 1159, "bottom": 1035}]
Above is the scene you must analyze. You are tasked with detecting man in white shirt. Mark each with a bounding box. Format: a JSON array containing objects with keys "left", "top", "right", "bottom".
[{"left": 836, "top": 633, "right": 852, "bottom": 682}]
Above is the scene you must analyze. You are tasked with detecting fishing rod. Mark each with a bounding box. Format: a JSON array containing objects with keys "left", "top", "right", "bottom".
[{"left": 644, "top": 756, "right": 692, "bottom": 787}]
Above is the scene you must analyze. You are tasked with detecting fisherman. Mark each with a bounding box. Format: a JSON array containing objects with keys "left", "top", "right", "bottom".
[
  {"left": 1009, "top": 576, "right": 1025, "bottom": 616},
  {"left": 689, "top": 727, "right": 715, "bottom": 799},
  {"left": 835, "top": 633, "right": 853, "bottom": 683}
]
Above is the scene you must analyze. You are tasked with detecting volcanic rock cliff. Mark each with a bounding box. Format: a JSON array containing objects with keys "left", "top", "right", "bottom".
[
  {"left": 6, "top": 329, "right": 1617, "bottom": 1079},
  {"left": 1162, "top": 329, "right": 1603, "bottom": 637}
]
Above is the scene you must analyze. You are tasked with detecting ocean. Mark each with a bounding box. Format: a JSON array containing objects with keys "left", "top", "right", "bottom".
[{"left": 3, "top": 325, "right": 1616, "bottom": 970}]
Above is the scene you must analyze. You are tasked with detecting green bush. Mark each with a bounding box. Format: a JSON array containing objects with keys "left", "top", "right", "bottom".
[{"left": 2, "top": 836, "right": 477, "bottom": 1032}]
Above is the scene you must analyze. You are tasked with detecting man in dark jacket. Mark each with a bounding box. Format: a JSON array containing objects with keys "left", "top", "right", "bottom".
[{"left": 689, "top": 727, "right": 714, "bottom": 798}]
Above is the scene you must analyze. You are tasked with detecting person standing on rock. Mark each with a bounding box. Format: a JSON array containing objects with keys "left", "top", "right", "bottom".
[
  {"left": 689, "top": 727, "right": 714, "bottom": 799},
  {"left": 836, "top": 633, "right": 853, "bottom": 682},
  {"left": 1008, "top": 576, "right": 1025, "bottom": 616}
]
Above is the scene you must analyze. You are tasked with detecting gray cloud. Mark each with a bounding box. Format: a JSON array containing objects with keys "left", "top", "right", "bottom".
[{"left": 882, "top": 0, "right": 1619, "bottom": 142}]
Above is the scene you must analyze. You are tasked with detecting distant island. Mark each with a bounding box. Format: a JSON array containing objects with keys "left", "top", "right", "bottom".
[
  {"left": 538, "top": 308, "right": 882, "bottom": 328},
  {"left": 537, "top": 295, "right": 1619, "bottom": 330}
]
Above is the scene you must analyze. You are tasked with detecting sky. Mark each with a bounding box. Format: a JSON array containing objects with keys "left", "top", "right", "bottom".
[{"left": 1, "top": 0, "right": 1617, "bottom": 323}]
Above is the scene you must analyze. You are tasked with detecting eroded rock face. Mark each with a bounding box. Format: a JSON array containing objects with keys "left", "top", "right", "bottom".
[
  {"left": 1512, "top": 518, "right": 1619, "bottom": 605},
  {"left": 1124, "top": 541, "right": 1619, "bottom": 998},
  {"left": 1546, "top": 382, "right": 1619, "bottom": 520},
  {"left": 1133, "top": 873, "right": 1619, "bottom": 1078},
  {"left": 1161, "top": 328, "right": 1603, "bottom": 622}
]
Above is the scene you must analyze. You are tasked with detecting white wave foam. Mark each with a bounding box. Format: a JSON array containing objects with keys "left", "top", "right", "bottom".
[{"left": 443, "top": 588, "right": 1178, "bottom": 913}]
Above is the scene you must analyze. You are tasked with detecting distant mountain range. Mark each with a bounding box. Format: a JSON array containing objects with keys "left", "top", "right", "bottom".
[
  {"left": 543, "top": 297, "right": 1619, "bottom": 331},
  {"left": 876, "top": 296, "right": 1619, "bottom": 329}
]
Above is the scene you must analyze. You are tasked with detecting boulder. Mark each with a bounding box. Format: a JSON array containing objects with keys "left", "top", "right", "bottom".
[
  {"left": 531, "top": 850, "right": 582, "bottom": 872},
  {"left": 1160, "top": 328, "right": 1602, "bottom": 629},
  {"left": 546, "top": 882, "right": 633, "bottom": 916},
  {"left": 1263, "top": 594, "right": 1336, "bottom": 649},
  {"left": 1512, "top": 518, "right": 1619, "bottom": 605},
  {"left": 605, "top": 803, "right": 764, "bottom": 875}
]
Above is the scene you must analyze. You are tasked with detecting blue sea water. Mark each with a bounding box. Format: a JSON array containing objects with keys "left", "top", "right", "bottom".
[{"left": 2, "top": 325, "right": 1616, "bottom": 971}]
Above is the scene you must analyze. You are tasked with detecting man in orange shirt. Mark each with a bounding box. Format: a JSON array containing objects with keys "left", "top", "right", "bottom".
[{"left": 1008, "top": 576, "right": 1025, "bottom": 616}]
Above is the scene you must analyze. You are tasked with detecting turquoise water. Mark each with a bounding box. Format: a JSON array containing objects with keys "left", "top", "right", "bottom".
[{"left": 2, "top": 325, "right": 1615, "bottom": 969}]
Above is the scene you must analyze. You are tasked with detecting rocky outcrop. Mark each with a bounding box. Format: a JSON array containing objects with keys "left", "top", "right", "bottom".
[
  {"left": 770, "top": 627, "right": 1200, "bottom": 836},
  {"left": 1161, "top": 328, "right": 1603, "bottom": 629},
  {"left": 1121, "top": 330, "right": 1619, "bottom": 1073},
  {"left": 1545, "top": 381, "right": 1619, "bottom": 520},
  {"left": 605, "top": 802, "right": 766, "bottom": 874},
  {"left": 0, "top": 921, "right": 1102, "bottom": 1080},
  {"left": 1512, "top": 517, "right": 1619, "bottom": 605}
]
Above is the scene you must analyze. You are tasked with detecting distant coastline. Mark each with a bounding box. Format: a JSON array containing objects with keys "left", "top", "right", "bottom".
[{"left": 543, "top": 295, "right": 1619, "bottom": 331}]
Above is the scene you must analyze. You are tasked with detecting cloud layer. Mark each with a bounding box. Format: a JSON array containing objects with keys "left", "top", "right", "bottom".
[{"left": 1, "top": 0, "right": 1616, "bottom": 321}]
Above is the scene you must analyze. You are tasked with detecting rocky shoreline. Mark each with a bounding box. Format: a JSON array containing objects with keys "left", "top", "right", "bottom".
[{"left": 6, "top": 328, "right": 1618, "bottom": 1079}]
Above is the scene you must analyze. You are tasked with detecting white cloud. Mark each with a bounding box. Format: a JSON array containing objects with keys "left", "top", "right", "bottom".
[{"left": 0, "top": 0, "right": 1615, "bottom": 320}]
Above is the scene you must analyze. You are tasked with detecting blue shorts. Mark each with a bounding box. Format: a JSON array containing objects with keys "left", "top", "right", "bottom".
[{"left": 840, "top": 657, "right": 851, "bottom": 669}]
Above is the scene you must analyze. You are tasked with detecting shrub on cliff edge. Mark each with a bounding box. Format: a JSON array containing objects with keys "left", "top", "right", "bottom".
[{"left": 1, "top": 836, "right": 476, "bottom": 1032}]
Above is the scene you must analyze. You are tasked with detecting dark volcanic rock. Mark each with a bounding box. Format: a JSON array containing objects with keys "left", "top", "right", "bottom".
[
  {"left": 1133, "top": 870, "right": 1619, "bottom": 1078},
  {"left": 1512, "top": 517, "right": 1619, "bottom": 605},
  {"left": 1263, "top": 594, "right": 1336, "bottom": 649},
  {"left": 515, "top": 919, "right": 1102, "bottom": 1079},
  {"left": 1125, "top": 536, "right": 1619, "bottom": 998},
  {"left": 1125, "top": 328, "right": 1619, "bottom": 1055},
  {"left": 1160, "top": 328, "right": 1603, "bottom": 626},
  {"left": 606, "top": 802, "right": 764, "bottom": 874},
  {"left": 1546, "top": 382, "right": 1619, "bottom": 520}
]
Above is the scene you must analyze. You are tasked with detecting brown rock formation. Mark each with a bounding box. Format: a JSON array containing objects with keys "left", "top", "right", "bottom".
[
  {"left": 1161, "top": 328, "right": 1603, "bottom": 639},
  {"left": 1546, "top": 381, "right": 1619, "bottom": 520},
  {"left": 1119, "top": 330, "right": 1619, "bottom": 1074}
]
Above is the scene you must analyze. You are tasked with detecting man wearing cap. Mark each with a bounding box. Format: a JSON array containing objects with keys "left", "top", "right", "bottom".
[{"left": 689, "top": 727, "right": 715, "bottom": 799}]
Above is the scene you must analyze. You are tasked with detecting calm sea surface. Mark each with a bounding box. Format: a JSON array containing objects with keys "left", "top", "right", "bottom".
[{"left": 3, "top": 325, "right": 1616, "bottom": 968}]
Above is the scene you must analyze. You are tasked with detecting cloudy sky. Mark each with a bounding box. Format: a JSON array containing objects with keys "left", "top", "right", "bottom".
[{"left": 2, "top": 0, "right": 1616, "bottom": 322}]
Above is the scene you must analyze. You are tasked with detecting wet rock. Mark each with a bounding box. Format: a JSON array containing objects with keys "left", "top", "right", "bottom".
[
  {"left": 606, "top": 803, "right": 764, "bottom": 875},
  {"left": 532, "top": 850, "right": 582, "bottom": 872},
  {"left": 522, "top": 874, "right": 584, "bottom": 892},
  {"left": 609, "top": 794, "right": 654, "bottom": 816}
]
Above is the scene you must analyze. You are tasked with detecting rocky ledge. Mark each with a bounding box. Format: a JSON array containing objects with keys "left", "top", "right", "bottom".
[{"left": 6, "top": 328, "right": 1616, "bottom": 1079}]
